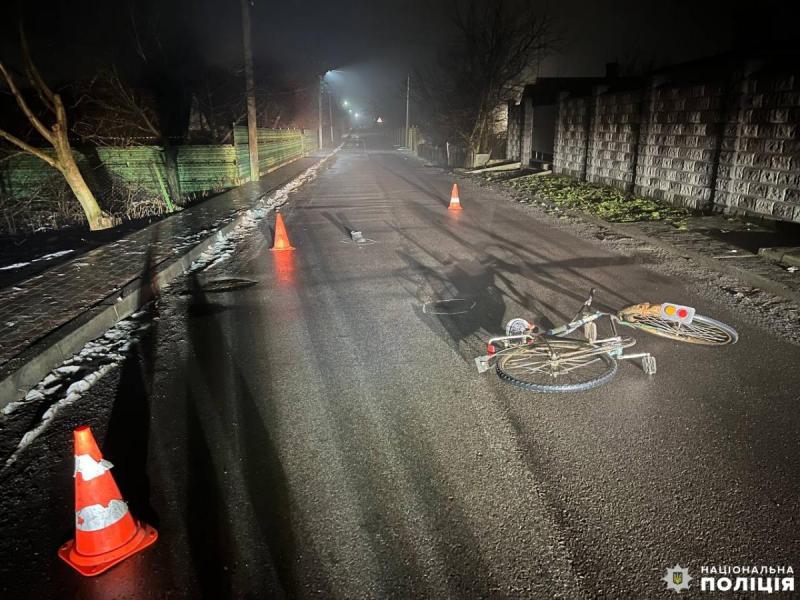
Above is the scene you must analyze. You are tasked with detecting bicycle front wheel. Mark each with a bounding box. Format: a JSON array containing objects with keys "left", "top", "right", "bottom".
[
  {"left": 495, "top": 337, "right": 618, "bottom": 393},
  {"left": 619, "top": 312, "right": 738, "bottom": 345}
]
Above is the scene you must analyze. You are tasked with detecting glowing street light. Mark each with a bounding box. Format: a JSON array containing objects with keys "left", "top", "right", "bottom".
[
  {"left": 354, "top": 112, "right": 360, "bottom": 118},
  {"left": 342, "top": 99, "right": 349, "bottom": 107}
]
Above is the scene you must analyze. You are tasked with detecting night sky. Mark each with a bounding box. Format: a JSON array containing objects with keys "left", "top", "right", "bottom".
[{"left": 1, "top": 0, "right": 798, "bottom": 126}]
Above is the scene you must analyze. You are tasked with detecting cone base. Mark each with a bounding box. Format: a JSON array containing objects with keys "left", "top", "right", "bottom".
[
  {"left": 448, "top": 204, "right": 463, "bottom": 211},
  {"left": 58, "top": 522, "right": 158, "bottom": 577},
  {"left": 270, "top": 245, "right": 295, "bottom": 252}
]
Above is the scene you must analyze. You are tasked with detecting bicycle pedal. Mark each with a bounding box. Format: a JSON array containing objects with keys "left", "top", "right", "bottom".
[
  {"left": 474, "top": 355, "right": 491, "bottom": 374},
  {"left": 642, "top": 355, "right": 657, "bottom": 375}
]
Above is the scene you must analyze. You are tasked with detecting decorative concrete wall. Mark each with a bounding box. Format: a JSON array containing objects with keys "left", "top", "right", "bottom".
[
  {"left": 551, "top": 60, "right": 800, "bottom": 223},
  {"left": 715, "top": 72, "right": 800, "bottom": 222},
  {"left": 520, "top": 97, "right": 535, "bottom": 166},
  {"left": 506, "top": 102, "right": 522, "bottom": 161},
  {"left": 634, "top": 83, "right": 724, "bottom": 209},
  {"left": 553, "top": 96, "right": 590, "bottom": 178},
  {"left": 586, "top": 90, "right": 641, "bottom": 188}
]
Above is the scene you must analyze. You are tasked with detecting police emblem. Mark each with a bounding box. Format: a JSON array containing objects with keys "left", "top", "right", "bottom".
[{"left": 662, "top": 565, "right": 692, "bottom": 593}]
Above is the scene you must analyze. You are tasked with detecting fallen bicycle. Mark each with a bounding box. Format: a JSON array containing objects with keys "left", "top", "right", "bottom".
[{"left": 475, "top": 288, "right": 738, "bottom": 393}]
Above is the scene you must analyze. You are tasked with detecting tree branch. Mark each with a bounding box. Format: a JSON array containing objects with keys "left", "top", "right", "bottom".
[
  {"left": 0, "top": 61, "right": 55, "bottom": 144},
  {"left": 0, "top": 127, "right": 59, "bottom": 168},
  {"left": 19, "top": 23, "right": 56, "bottom": 113}
]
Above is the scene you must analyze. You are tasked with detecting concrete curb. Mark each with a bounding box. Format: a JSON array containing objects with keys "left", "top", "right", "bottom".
[
  {"left": 758, "top": 247, "right": 800, "bottom": 268},
  {"left": 568, "top": 211, "right": 800, "bottom": 306},
  {"left": 0, "top": 152, "right": 335, "bottom": 410}
]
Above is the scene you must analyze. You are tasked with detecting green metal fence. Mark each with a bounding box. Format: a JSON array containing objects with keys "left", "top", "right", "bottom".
[
  {"left": 0, "top": 126, "right": 317, "bottom": 202},
  {"left": 233, "top": 126, "right": 318, "bottom": 182}
]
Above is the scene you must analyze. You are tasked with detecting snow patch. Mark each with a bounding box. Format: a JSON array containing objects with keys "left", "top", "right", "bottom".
[
  {"left": 66, "top": 380, "right": 91, "bottom": 396},
  {"left": 0, "top": 262, "right": 31, "bottom": 271},
  {"left": 38, "top": 250, "right": 75, "bottom": 261},
  {"left": 41, "top": 373, "right": 60, "bottom": 386},
  {"left": 2, "top": 401, "right": 26, "bottom": 415},
  {"left": 187, "top": 156, "right": 331, "bottom": 274},
  {"left": 2, "top": 310, "right": 147, "bottom": 469},
  {"left": 0, "top": 249, "right": 75, "bottom": 272},
  {"left": 25, "top": 389, "right": 46, "bottom": 402}
]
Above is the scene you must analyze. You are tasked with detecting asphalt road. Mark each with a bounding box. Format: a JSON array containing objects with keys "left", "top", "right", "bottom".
[{"left": 1, "top": 131, "right": 799, "bottom": 599}]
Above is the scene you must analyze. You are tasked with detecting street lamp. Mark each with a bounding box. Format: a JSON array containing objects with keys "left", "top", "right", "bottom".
[
  {"left": 328, "top": 89, "right": 334, "bottom": 145},
  {"left": 318, "top": 73, "right": 324, "bottom": 149},
  {"left": 342, "top": 99, "right": 349, "bottom": 107},
  {"left": 320, "top": 70, "right": 344, "bottom": 147}
]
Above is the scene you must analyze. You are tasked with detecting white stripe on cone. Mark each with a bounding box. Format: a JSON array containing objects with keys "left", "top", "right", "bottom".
[
  {"left": 74, "top": 454, "right": 114, "bottom": 481},
  {"left": 75, "top": 499, "right": 129, "bottom": 532}
]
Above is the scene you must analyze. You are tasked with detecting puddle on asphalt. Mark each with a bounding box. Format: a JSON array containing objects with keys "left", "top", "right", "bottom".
[
  {"left": 422, "top": 297, "right": 476, "bottom": 315},
  {"left": 340, "top": 230, "right": 378, "bottom": 246},
  {"left": 179, "top": 278, "right": 258, "bottom": 294}
]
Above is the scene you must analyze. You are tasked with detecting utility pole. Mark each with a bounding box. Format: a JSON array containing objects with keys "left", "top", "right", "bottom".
[
  {"left": 318, "top": 74, "right": 324, "bottom": 149},
  {"left": 328, "top": 90, "right": 334, "bottom": 145},
  {"left": 405, "top": 73, "right": 410, "bottom": 149},
  {"left": 240, "top": 0, "right": 259, "bottom": 181}
]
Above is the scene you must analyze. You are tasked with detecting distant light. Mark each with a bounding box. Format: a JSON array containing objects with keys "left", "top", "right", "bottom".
[
  {"left": 348, "top": 109, "right": 353, "bottom": 114},
  {"left": 354, "top": 112, "right": 360, "bottom": 118},
  {"left": 376, "top": 117, "right": 383, "bottom": 123},
  {"left": 343, "top": 100, "right": 349, "bottom": 107}
]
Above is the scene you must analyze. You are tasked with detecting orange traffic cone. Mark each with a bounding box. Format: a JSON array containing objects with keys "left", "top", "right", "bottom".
[
  {"left": 448, "top": 183, "right": 462, "bottom": 211},
  {"left": 271, "top": 212, "right": 295, "bottom": 251},
  {"left": 58, "top": 426, "right": 157, "bottom": 576}
]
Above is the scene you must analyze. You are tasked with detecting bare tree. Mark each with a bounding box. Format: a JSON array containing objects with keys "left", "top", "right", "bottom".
[
  {"left": 123, "top": 0, "right": 196, "bottom": 206},
  {"left": 72, "top": 68, "right": 162, "bottom": 146},
  {"left": 415, "top": 0, "right": 553, "bottom": 160},
  {"left": 191, "top": 67, "right": 248, "bottom": 143},
  {"left": 0, "top": 29, "right": 114, "bottom": 230},
  {"left": 71, "top": 68, "right": 181, "bottom": 212}
]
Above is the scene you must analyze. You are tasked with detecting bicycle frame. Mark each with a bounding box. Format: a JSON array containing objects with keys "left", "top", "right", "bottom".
[{"left": 475, "top": 289, "right": 655, "bottom": 375}]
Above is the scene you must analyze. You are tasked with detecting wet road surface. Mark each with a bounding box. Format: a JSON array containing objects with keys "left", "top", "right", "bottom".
[{"left": 1, "top": 132, "right": 799, "bottom": 598}]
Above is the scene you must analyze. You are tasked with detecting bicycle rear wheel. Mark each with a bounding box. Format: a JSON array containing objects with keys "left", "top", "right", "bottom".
[
  {"left": 495, "top": 337, "right": 618, "bottom": 393},
  {"left": 619, "top": 312, "right": 738, "bottom": 345}
]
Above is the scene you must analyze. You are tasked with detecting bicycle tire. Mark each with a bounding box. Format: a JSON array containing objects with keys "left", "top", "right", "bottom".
[
  {"left": 620, "top": 312, "right": 738, "bottom": 345},
  {"left": 495, "top": 337, "right": 618, "bottom": 393}
]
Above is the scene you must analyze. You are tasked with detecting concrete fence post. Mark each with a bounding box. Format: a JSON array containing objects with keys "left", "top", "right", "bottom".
[
  {"left": 520, "top": 96, "right": 534, "bottom": 166},
  {"left": 506, "top": 100, "right": 521, "bottom": 162},
  {"left": 706, "top": 60, "right": 760, "bottom": 213},
  {"left": 628, "top": 77, "right": 656, "bottom": 196},
  {"left": 553, "top": 91, "right": 569, "bottom": 174},
  {"left": 582, "top": 86, "right": 605, "bottom": 182}
]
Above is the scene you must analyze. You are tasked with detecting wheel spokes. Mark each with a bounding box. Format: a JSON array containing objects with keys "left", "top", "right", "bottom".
[
  {"left": 630, "top": 314, "right": 732, "bottom": 344},
  {"left": 499, "top": 339, "right": 615, "bottom": 385}
]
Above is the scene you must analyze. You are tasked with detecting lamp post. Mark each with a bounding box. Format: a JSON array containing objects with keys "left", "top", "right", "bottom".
[
  {"left": 240, "top": 0, "right": 259, "bottom": 181},
  {"left": 318, "top": 74, "right": 324, "bottom": 149},
  {"left": 405, "top": 73, "right": 410, "bottom": 149},
  {"left": 328, "top": 90, "right": 334, "bottom": 144}
]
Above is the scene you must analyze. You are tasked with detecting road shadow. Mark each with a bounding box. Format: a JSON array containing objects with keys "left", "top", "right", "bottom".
[
  {"left": 287, "top": 274, "right": 503, "bottom": 598},
  {"left": 105, "top": 243, "right": 160, "bottom": 527},
  {"left": 185, "top": 394, "right": 235, "bottom": 599},
  {"left": 387, "top": 197, "right": 654, "bottom": 337},
  {"left": 319, "top": 210, "right": 356, "bottom": 237},
  {"left": 180, "top": 271, "right": 331, "bottom": 598}
]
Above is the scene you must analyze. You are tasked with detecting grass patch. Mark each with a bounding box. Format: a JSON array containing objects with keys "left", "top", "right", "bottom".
[{"left": 504, "top": 174, "right": 692, "bottom": 228}]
